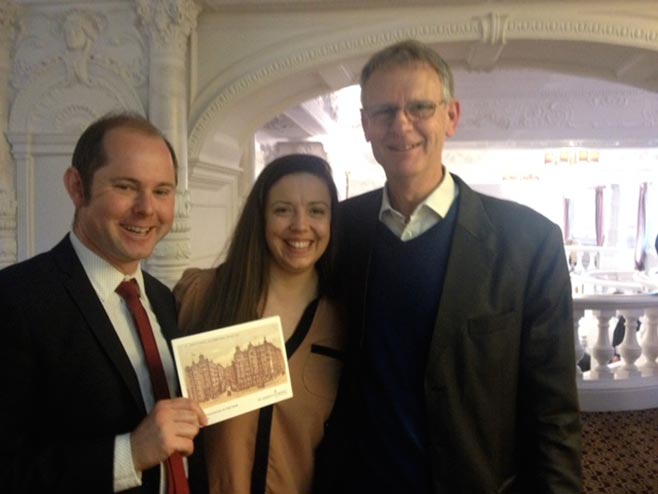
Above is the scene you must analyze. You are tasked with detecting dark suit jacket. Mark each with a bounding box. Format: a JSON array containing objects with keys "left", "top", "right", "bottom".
[
  {"left": 0, "top": 235, "right": 206, "bottom": 494},
  {"left": 317, "top": 174, "right": 582, "bottom": 494}
]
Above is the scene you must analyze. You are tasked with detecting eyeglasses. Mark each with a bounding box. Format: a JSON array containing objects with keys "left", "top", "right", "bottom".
[{"left": 363, "top": 100, "right": 447, "bottom": 127}]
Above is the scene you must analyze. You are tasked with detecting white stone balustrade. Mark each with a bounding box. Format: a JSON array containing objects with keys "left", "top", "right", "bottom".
[{"left": 573, "top": 293, "right": 658, "bottom": 411}]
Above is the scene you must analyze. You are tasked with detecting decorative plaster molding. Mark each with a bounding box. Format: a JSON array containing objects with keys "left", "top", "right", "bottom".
[
  {"left": 11, "top": 9, "right": 145, "bottom": 90},
  {"left": 136, "top": 0, "right": 201, "bottom": 53},
  {"left": 171, "top": 188, "right": 191, "bottom": 234},
  {"left": 189, "top": 21, "right": 480, "bottom": 153},
  {"left": 0, "top": 187, "right": 17, "bottom": 267},
  {"left": 477, "top": 11, "right": 509, "bottom": 45},
  {"left": 189, "top": 10, "right": 658, "bottom": 156},
  {"left": 61, "top": 9, "right": 104, "bottom": 85},
  {"left": 0, "top": 1, "right": 20, "bottom": 44},
  {"left": 468, "top": 12, "right": 509, "bottom": 69},
  {"left": 506, "top": 17, "right": 658, "bottom": 46},
  {"left": 0, "top": 188, "right": 17, "bottom": 230},
  {"left": 460, "top": 94, "right": 658, "bottom": 132},
  {"left": 9, "top": 7, "right": 146, "bottom": 133},
  {"left": 10, "top": 67, "right": 144, "bottom": 133}
]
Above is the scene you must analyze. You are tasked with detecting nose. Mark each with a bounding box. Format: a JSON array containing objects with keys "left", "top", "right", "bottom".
[
  {"left": 290, "top": 211, "right": 308, "bottom": 231},
  {"left": 134, "top": 190, "right": 154, "bottom": 215},
  {"left": 389, "top": 107, "right": 414, "bottom": 131}
]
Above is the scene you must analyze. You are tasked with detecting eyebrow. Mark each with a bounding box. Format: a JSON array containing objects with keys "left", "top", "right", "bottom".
[{"left": 111, "top": 177, "right": 176, "bottom": 188}]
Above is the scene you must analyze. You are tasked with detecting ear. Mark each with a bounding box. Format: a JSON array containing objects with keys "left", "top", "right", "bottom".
[
  {"left": 63, "top": 167, "right": 86, "bottom": 208},
  {"left": 445, "top": 100, "right": 461, "bottom": 138},
  {"left": 360, "top": 108, "right": 372, "bottom": 143}
]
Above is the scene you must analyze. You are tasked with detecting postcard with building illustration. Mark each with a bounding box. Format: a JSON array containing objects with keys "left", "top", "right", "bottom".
[{"left": 171, "top": 315, "right": 293, "bottom": 425}]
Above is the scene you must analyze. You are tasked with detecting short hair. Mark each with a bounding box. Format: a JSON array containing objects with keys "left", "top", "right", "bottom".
[
  {"left": 195, "top": 154, "right": 339, "bottom": 331},
  {"left": 360, "top": 39, "right": 455, "bottom": 104},
  {"left": 71, "top": 111, "right": 178, "bottom": 201}
]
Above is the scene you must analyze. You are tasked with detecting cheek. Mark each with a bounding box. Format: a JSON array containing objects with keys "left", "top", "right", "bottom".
[
  {"left": 157, "top": 198, "right": 176, "bottom": 223},
  {"left": 317, "top": 220, "right": 331, "bottom": 243},
  {"left": 264, "top": 225, "right": 278, "bottom": 252}
]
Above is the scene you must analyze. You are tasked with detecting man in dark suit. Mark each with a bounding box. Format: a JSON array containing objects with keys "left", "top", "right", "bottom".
[
  {"left": 0, "top": 112, "right": 207, "bottom": 493},
  {"left": 316, "top": 40, "right": 581, "bottom": 493}
]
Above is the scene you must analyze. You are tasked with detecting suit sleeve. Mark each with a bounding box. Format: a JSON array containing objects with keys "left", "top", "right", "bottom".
[
  {"left": 518, "top": 223, "right": 582, "bottom": 493},
  {"left": 0, "top": 284, "right": 117, "bottom": 494}
]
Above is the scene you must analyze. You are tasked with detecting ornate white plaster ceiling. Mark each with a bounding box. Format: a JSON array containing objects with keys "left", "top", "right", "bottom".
[{"left": 243, "top": 0, "right": 658, "bottom": 148}]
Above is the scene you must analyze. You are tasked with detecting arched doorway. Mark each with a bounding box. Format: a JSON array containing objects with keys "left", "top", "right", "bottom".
[{"left": 186, "top": 4, "right": 658, "bottom": 267}]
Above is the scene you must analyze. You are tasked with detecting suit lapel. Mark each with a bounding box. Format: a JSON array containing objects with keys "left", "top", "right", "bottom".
[
  {"left": 52, "top": 236, "right": 146, "bottom": 413},
  {"left": 340, "top": 189, "right": 381, "bottom": 347},
  {"left": 429, "top": 175, "right": 498, "bottom": 360}
]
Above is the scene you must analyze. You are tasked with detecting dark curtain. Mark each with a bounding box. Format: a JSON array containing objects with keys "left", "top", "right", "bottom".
[
  {"left": 595, "top": 186, "right": 605, "bottom": 246},
  {"left": 563, "top": 197, "right": 571, "bottom": 242},
  {"left": 634, "top": 182, "right": 647, "bottom": 271}
]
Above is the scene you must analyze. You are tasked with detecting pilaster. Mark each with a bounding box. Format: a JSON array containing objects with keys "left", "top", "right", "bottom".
[
  {"left": 0, "top": 0, "right": 19, "bottom": 267},
  {"left": 136, "top": 0, "right": 201, "bottom": 286}
]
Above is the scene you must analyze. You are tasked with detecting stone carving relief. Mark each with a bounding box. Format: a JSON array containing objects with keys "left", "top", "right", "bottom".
[
  {"left": 0, "top": 1, "right": 19, "bottom": 43},
  {"left": 61, "top": 10, "right": 102, "bottom": 85},
  {"left": 0, "top": 187, "right": 17, "bottom": 269},
  {"left": 459, "top": 93, "right": 658, "bottom": 134},
  {"left": 0, "top": 1, "right": 20, "bottom": 266},
  {"left": 9, "top": 7, "right": 146, "bottom": 134},
  {"left": 136, "top": 0, "right": 200, "bottom": 53}
]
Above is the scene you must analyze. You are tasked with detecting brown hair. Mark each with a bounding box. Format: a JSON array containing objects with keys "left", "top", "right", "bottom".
[{"left": 71, "top": 111, "right": 178, "bottom": 202}]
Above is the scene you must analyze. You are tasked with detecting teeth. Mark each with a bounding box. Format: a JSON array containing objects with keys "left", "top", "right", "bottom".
[
  {"left": 288, "top": 240, "right": 310, "bottom": 249},
  {"left": 391, "top": 143, "right": 419, "bottom": 151},
  {"left": 124, "top": 225, "right": 150, "bottom": 234}
]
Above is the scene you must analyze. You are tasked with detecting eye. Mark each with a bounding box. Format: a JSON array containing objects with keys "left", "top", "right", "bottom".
[
  {"left": 369, "top": 105, "right": 396, "bottom": 123},
  {"left": 272, "top": 204, "right": 293, "bottom": 215},
  {"left": 309, "top": 205, "right": 329, "bottom": 217},
  {"left": 407, "top": 101, "right": 437, "bottom": 118},
  {"left": 154, "top": 186, "right": 173, "bottom": 197},
  {"left": 113, "top": 182, "right": 136, "bottom": 192}
]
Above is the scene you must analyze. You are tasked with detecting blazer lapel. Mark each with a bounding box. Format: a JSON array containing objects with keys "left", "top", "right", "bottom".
[
  {"left": 429, "top": 175, "right": 498, "bottom": 361},
  {"left": 340, "top": 189, "right": 381, "bottom": 348},
  {"left": 52, "top": 236, "right": 146, "bottom": 413}
]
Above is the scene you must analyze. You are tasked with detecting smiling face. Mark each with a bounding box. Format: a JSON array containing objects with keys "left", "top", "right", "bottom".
[
  {"left": 265, "top": 172, "right": 332, "bottom": 277},
  {"left": 361, "top": 62, "right": 460, "bottom": 198},
  {"left": 65, "top": 127, "right": 176, "bottom": 274}
]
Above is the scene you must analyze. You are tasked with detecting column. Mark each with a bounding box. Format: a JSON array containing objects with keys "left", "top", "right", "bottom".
[
  {"left": 136, "top": 0, "right": 201, "bottom": 287},
  {"left": 0, "top": 0, "right": 18, "bottom": 268}
]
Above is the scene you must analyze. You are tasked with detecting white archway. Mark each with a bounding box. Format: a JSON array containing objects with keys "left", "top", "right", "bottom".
[{"left": 184, "top": 3, "right": 658, "bottom": 266}]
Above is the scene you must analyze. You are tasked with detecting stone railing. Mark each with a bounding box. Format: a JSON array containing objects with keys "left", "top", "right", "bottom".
[
  {"left": 573, "top": 290, "right": 658, "bottom": 412},
  {"left": 571, "top": 270, "right": 647, "bottom": 295},
  {"left": 565, "top": 245, "right": 636, "bottom": 275}
]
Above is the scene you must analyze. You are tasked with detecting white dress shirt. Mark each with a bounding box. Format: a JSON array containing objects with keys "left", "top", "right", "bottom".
[{"left": 379, "top": 168, "right": 459, "bottom": 241}]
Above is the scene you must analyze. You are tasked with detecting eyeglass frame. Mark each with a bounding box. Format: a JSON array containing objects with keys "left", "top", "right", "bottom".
[{"left": 362, "top": 99, "right": 448, "bottom": 127}]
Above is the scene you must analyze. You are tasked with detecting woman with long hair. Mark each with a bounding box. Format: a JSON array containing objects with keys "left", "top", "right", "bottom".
[{"left": 174, "top": 153, "right": 345, "bottom": 493}]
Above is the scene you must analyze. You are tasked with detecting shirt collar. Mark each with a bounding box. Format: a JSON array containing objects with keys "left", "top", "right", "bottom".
[
  {"left": 379, "top": 167, "right": 457, "bottom": 221},
  {"left": 69, "top": 232, "right": 146, "bottom": 302}
]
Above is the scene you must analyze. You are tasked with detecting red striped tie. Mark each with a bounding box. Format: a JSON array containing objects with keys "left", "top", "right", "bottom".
[{"left": 116, "top": 279, "right": 189, "bottom": 494}]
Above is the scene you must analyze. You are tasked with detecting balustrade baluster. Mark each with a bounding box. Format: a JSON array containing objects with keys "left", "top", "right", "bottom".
[
  {"left": 615, "top": 309, "right": 642, "bottom": 378},
  {"left": 640, "top": 308, "right": 658, "bottom": 376},
  {"left": 589, "top": 309, "right": 615, "bottom": 380}
]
